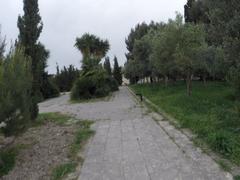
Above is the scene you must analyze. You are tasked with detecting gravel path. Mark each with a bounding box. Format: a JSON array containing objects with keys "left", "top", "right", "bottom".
[{"left": 39, "top": 87, "right": 232, "bottom": 180}]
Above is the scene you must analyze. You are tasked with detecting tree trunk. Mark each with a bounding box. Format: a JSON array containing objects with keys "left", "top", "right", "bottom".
[
  {"left": 150, "top": 76, "right": 153, "bottom": 84},
  {"left": 146, "top": 77, "right": 149, "bottom": 84},
  {"left": 203, "top": 73, "right": 207, "bottom": 86},
  {"left": 186, "top": 73, "right": 192, "bottom": 96},
  {"left": 164, "top": 75, "right": 168, "bottom": 87}
]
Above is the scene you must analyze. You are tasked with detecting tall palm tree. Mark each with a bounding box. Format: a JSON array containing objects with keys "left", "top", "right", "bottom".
[{"left": 75, "top": 33, "right": 110, "bottom": 61}]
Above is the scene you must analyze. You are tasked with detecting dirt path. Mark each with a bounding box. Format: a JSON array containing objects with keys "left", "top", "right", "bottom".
[{"left": 39, "top": 87, "right": 232, "bottom": 180}]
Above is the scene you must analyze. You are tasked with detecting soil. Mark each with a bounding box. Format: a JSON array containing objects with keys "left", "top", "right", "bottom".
[{"left": 1, "top": 122, "right": 77, "bottom": 180}]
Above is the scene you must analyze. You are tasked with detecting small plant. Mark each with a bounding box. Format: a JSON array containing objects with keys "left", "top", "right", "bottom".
[
  {"left": 234, "top": 175, "right": 240, "bottom": 180},
  {"left": 217, "top": 160, "right": 231, "bottom": 172},
  {"left": 0, "top": 146, "right": 21, "bottom": 177},
  {"left": 51, "top": 162, "right": 77, "bottom": 180},
  {"left": 36, "top": 113, "right": 72, "bottom": 126},
  {"left": 69, "top": 121, "right": 95, "bottom": 158},
  {"left": 0, "top": 149, "right": 17, "bottom": 177}
]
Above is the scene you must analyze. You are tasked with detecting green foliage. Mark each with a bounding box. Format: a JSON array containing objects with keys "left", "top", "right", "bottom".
[
  {"left": 18, "top": 0, "right": 46, "bottom": 120},
  {"left": 0, "top": 48, "right": 32, "bottom": 136},
  {"left": 125, "top": 14, "right": 209, "bottom": 95},
  {"left": 0, "top": 29, "right": 6, "bottom": 60},
  {"left": 149, "top": 15, "right": 182, "bottom": 84},
  {"left": 0, "top": 147, "right": 18, "bottom": 177},
  {"left": 71, "top": 68, "right": 118, "bottom": 100},
  {"left": 104, "top": 56, "right": 112, "bottom": 75},
  {"left": 227, "top": 66, "right": 240, "bottom": 99},
  {"left": 197, "top": 0, "right": 240, "bottom": 97},
  {"left": 174, "top": 22, "right": 206, "bottom": 95},
  {"left": 107, "top": 75, "right": 119, "bottom": 92},
  {"left": 131, "top": 82, "right": 240, "bottom": 164},
  {"left": 70, "top": 120, "right": 94, "bottom": 158},
  {"left": 234, "top": 175, "right": 240, "bottom": 180},
  {"left": 35, "top": 43, "right": 58, "bottom": 101},
  {"left": 37, "top": 112, "right": 72, "bottom": 126},
  {"left": 18, "top": 0, "right": 43, "bottom": 47},
  {"left": 75, "top": 33, "right": 110, "bottom": 63},
  {"left": 125, "top": 22, "right": 159, "bottom": 61},
  {"left": 40, "top": 73, "right": 59, "bottom": 99},
  {"left": 184, "top": 0, "right": 209, "bottom": 24},
  {"left": 73, "top": 33, "right": 118, "bottom": 100},
  {"left": 51, "top": 162, "right": 77, "bottom": 180},
  {"left": 183, "top": 0, "right": 240, "bottom": 97},
  {"left": 125, "top": 22, "right": 163, "bottom": 83},
  {"left": 132, "top": 38, "right": 152, "bottom": 79},
  {"left": 55, "top": 64, "right": 79, "bottom": 92},
  {"left": 50, "top": 120, "right": 94, "bottom": 180},
  {"left": 217, "top": 159, "right": 231, "bottom": 172},
  {"left": 113, "top": 56, "right": 122, "bottom": 85},
  {"left": 124, "top": 59, "right": 142, "bottom": 84},
  {"left": 196, "top": 46, "right": 226, "bottom": 81}
]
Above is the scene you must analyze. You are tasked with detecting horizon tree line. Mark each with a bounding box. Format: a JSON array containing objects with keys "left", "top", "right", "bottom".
[{"left": 124, "top": 0, "right": 240, "bottom": 98}]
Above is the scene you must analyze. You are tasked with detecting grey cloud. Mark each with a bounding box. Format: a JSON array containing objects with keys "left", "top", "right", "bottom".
[{"left": 0, "top": 0, "right": 186, "bottom": 73}]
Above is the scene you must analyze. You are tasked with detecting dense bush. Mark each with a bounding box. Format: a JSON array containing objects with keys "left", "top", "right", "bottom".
[
  {"left": 40, "top": 73, "right": 60, "bottom": 99},
  {"left": 0, "top": 48, "right": 32, "bottom": 136},
  {"left": 106, "top": 76, "right": 119, "bottom": 92},
  {"left": 71, "top": 68, "right": 118, "bottom": 100}
]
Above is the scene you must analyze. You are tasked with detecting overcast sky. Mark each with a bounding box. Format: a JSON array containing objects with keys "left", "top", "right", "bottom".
[{"left": 0, "top": 0, "right": 186, "bottom": 74}]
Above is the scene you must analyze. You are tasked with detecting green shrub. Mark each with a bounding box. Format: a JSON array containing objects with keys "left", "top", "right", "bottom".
[
  {"left": 41, "top": 73, "right": 60, "bottom": 99},
  {"left": 0, "top": 147, "right": 18, "bottom": 177},
  {"left": 0, "top": 48, "right": 32, "bottom": 136},
  {"left": 106, "top": 76, "right": 119, "bottom": 92},
  {"left": 234, "top": 176, "right": 240, "bottom": 180},
  {"left": 71, "top": 68, "right": 117, "bottom": 100},
  {"left": 51, "top": 162, "right": 77, "bottom": 180},
  {"left": 207, "top": 130, "right": 235, "bottom": 156}
]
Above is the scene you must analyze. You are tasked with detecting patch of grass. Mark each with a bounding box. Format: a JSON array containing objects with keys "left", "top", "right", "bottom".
[
  {"left": 36, "top": 112, "right": 72, "bottom": 126},
  {"left": 131, "top": 81, "right": 240, "bottom": 164},
  {"left": 36, "top": 114, "right": 94, "bottom": 179},
  {"left": 0, "top": 148, "right": 17, "bottom": 177},
  {"left": 0, "top": 144, "right": 27, "bottom": 177},
  {"left": 217, "top": 159, "right": 231, "bottom": 172},
  {"left": 234, "top": 175, "right": 240, "bottom": 180},
  {"left": 51, "top": 120, "right": 94, "bottom": 180},
  {"left": 69, "top": 120, "right": 95, "bottom": 158},
  {"left": 51, "top": 162, "right": 77, "bottom": 180}
]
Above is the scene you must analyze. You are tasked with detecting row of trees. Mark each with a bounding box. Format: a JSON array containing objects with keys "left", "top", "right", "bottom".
[
  {"left": 55, "top": 64, "right": 80, "bottom": 92},
  {"left": 124, "top": 1, "right": 240, "bottom": 98},
  {"left": 185, "top": 0, "right": 240, "bottom": 97},
  {"left": 104, "top": 56, "right": 122, "bottom": 86}
]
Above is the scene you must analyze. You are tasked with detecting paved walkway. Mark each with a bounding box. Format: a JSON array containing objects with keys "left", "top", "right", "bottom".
[{"left": 39, "top": 87, "right": 232, "bottom": 180}]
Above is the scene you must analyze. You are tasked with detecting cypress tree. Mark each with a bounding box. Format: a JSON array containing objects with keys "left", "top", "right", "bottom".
[
  {"left": 113, "top": 56, "right": 122, "bottom": 86},
  {"left": 104, "top": 56, "right": 112, "bottom": 75},
  {"left": 17, "top": 0, "right": 43, "bottom": 119}
]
